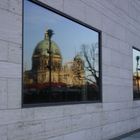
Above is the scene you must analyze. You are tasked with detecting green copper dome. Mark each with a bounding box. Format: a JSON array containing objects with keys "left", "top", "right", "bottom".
[
  {"left": 33, "top": 39, "right": 61, "bottom": 57},
  {"left": 33, "top": 30, "right": 61, "bottom": 58}
]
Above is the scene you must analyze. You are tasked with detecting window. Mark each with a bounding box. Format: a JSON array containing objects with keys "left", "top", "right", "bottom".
[
  {"left": 133, "top": 47, "right": 140, "bottom": 99},
  {"left": 23, "top": 0, "right": 102, "bottom": 106}
]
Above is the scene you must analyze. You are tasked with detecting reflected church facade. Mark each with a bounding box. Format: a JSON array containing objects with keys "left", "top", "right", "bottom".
[{"left": 24, "top": 30, "right": 85, "bottom": 91}]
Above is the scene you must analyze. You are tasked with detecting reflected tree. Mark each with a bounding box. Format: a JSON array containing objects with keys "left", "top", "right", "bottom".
[{"left": 81, "top": 43, "right": 99, "bottom": 87}]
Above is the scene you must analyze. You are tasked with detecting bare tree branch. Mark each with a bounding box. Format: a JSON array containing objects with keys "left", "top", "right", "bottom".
[{"left": 81, "top": 43, "right": 99, "bottom": 86}]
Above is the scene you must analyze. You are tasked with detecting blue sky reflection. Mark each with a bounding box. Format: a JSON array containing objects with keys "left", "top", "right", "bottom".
[{"left": 24, "top": 0, "right": 98, "bottom": 70}]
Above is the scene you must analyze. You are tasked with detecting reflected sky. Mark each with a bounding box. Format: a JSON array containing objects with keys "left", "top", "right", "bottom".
[{"left": 24, "top": 0, "right": 98, "bottom": 70}]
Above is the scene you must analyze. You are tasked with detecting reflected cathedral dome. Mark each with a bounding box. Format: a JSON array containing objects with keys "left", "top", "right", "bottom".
[
  {"left": 24, "top": 29, "right": 85, "bottom": 86},
  {"left": 32, "top": 30, "right": 62, "bottom": 73},
  {"left": 33, "top": 37, "right": 61, "bottom": 57}
]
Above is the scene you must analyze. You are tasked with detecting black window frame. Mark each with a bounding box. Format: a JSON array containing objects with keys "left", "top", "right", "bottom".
[{"left": 22, "top": 0, "right": 102, "bottom": 108}]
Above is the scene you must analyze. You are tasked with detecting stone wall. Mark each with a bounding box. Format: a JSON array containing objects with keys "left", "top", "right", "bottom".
[{"left": 0, "top": 0, "right": 140, "bottom": 140}]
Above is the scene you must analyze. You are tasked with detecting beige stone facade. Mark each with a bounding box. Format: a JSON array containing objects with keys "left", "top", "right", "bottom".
[{"left": 1, "top": 0, "right": 140, "bottom": 140}]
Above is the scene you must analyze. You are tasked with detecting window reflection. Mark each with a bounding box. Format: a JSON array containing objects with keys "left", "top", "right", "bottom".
[
  {"left": 133, "top": 48, "right": 140, "bottom": 99},
  {"left": 23, "top": 0, "right": 101, "bottom": 105}
]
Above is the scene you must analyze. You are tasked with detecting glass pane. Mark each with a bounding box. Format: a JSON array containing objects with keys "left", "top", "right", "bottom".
[
  {"left": 23, "top": 0, "right": 101, "bottom": 105},
  {"left": 133, "top": 48, "right": 140, "bottom": 99}
]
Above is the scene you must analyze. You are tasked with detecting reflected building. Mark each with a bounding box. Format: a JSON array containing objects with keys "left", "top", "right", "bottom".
[
  {"left": 133, "top": 72, "right": 140, "bottom": 93},
  {"left": 24, "top": 30, "right": 85, "bottom": 88}
]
